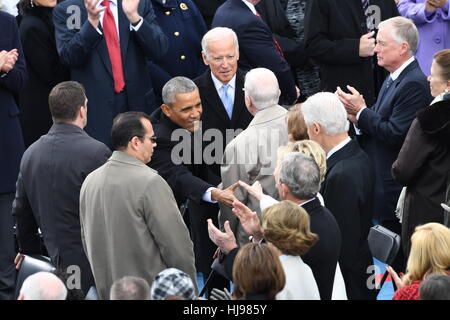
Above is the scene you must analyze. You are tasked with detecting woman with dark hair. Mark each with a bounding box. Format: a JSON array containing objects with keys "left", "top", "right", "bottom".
[
  {"left": 392, "top": 49, "right": 450, "bottom": 257},
  {"left": 18, "top": 0, "right": 69, "bottom": 147},
  {"left": 232, "top": 243, "right": 286, "bottom": 300}
]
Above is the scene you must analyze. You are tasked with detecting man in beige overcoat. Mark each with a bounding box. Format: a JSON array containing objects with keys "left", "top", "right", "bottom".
[
  {"left": 219, "top": 68, "right": 289, "bottom": 246},
  {"left": 80, "top": 111, "right": 197, "bottom": 300}
]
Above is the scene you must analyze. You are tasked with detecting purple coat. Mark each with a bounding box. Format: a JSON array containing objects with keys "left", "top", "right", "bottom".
[{"left": 398, "top": 0, "right": 450, "bottom": 76}]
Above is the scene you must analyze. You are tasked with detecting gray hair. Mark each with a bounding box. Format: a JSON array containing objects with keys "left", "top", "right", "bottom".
[
  {"left": 20, "top": 272, "right": 67, "bottom": 300},
  {"left": 244, "top": 68, "right": 280, "bottom": 110},
  {"left": 162, "top": 76, "right": 198, "bottom": 106},
  {"left": 279, "top": 152, "right": 320, "bottom": 200},
  {"left": 301, "top": 92, "right": 349, "bottom": 136},
  {"left": 201, "top": 27, "right": 239, "bottom": 56},
  {"left": 379, "top": 16, "right": 418, "bottom": 55},
  {"left": 110, "top": 276, "right": 150, "bottom": 300}
]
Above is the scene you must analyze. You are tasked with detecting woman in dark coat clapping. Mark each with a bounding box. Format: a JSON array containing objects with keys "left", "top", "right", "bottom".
[
  {"left": 392, "top": 49, "right": 450, "bottom": 257},
  {"left": 18, "top": 0, "right": 69, "bottom": 147}
]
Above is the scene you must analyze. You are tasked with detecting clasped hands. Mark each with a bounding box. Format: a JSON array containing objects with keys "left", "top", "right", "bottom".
[
  {"left": 335, "top": 85, "right": 367, "bottom": 124},
  {"left": 85, "top": 0, "right": 142, "bottom": 29},
  {"left": 0, "top": 49, "right": 19, "bottom": 73}
]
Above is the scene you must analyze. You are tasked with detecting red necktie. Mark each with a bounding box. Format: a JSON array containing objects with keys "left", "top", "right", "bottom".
[
  {"left": 101, "top": 0, "right": 125, "bottom": 93},
  {"left": 255, "top": 12, "right": 285, "bottom": 59}
]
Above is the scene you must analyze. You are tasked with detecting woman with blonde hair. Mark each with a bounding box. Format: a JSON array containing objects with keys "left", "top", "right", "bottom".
[
  {"left": 242, "top": 139, "right": 327, "bottom": 207},
  {"left": 233, "top": 243, "right": 286, "bottom": 300},
  {"left": 262, "top": 201, "right": 321, "bottom": 299},
  {"left": 388, "top": 223, "right": 450, "bottom": 300}
]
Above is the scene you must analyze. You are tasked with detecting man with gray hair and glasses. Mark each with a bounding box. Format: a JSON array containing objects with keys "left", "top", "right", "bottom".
[
  {"left": 336, "top": 16, "right": 432, "bottom": 274},
  {"left": 301, "top": 92, "right": 376, "bottom": 300}
]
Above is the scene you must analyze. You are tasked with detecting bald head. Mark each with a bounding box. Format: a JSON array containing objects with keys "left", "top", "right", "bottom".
[
  {"left": 18, "top": 272, "right": 67, "bottom": 300},
  {"left": 244, "top": 68, "right": 281, "bottom": 111}
]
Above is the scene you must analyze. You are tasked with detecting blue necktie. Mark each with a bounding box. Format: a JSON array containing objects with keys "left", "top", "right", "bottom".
[
  {"left": 221, "top": 84, "right": 233, "bottom": 119},
  {"left": 377, "top": 76, "right": 393, "bottom": 108}
]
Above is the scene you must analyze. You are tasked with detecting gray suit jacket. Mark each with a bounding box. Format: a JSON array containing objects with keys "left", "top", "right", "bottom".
[
  {"left": 219, "top": 105, "right": 288, "bottom": 245},
  {"left": 80, "top": 151, "right": 197, "bottom": 299}
]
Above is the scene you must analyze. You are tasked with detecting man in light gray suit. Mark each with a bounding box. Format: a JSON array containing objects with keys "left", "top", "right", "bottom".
[
  {"left": 219, "top": 68, "right": 288, "bottom": 246},
  {"left": 79, "top": 111, "right": 197, "bottom": 300}
]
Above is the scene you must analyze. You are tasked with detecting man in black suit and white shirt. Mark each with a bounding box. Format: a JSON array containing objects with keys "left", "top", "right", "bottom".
[
  {"left": 194, "top": 27, "right": 253, "bottom": 178},
  {"left": 302, "top": 92, "right": 376, "bottom": 300},
  {"left": 12, "top": 81, "right": 111, "bottom": 296}
]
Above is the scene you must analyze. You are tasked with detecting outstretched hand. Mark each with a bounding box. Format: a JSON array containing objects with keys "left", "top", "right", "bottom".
[
  {"left": 211, "top": 182, "right": 239, "bottom": 208},
  {"left": 238, "top": 180, "right": 264, "bottom": 201}
]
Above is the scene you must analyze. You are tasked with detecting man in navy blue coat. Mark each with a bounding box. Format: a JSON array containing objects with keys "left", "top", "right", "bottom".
[
  {"left": 337, "top": 17, "right": 432, "bottom": 272},
  {"left": 0, "top": 10, "right": 28, "bottom": 300},
  {"left": 211, "top": 0, "right": 298, "bottom": 105},
  {"left": 53, "top": 0, "right": 168, "bottom": 146}
]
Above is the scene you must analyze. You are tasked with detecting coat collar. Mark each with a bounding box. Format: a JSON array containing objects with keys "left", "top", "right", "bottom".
[
  {"left": 326, "top": 138, "right": 360, "bottom": 172},
  {"left": 109, "top": 150, "right": 147, "bottom": 167},
  {"left": 300, "top": 197, "right": 322, "bottom": 214},
  {"left": 417, "top": 97, "right": 450, "bottom": 143},
  {"left": 48, "top": 123, "right": 85, "bottom": 135},
  {"left": 248, "top": 104, "right": 287, "bottom": 127}
]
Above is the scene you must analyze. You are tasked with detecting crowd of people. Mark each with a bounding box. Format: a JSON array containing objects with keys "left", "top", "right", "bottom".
[{"left": 1, "top": 0, "right": 450, "bottom": 301}]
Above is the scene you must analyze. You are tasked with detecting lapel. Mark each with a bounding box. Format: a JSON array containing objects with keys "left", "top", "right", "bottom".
[
  {"left": 117, "top": 0, "right": 130, "bottom": 62},
  {"left": 374, "top": 60, "right": 420, "bottom": 113},
  {"left": 201, "top": 71, "right": 233, "bottom": 125},
  {"left": 230, "top": 69, "right": 246, "bottom": 126},
  {"left": 326, "top": 139, "right": 359, "bottom": 175}
]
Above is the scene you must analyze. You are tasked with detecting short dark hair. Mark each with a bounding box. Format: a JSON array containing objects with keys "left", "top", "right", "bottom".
[
  {"left": 419, "top": 274, "right": 450, "bottom": 300},
  {"left": 48, "top": 81, "right": 86, "bottom": 123},
  {"left": 111, "top": 112, "right": 151, "bottom": 151}
]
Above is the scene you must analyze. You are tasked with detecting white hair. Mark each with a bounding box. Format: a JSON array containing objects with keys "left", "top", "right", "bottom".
[
  {"left": 20, "top": 272, "right": 67, "bottom": 300},
  {"left": 244, "top": 68, "right": 280, "bottom": 110},
  {"left": 201, "top": 27, "right": 239, "bottom": 56},
  {"left": 379, "top": 17, "right": 418, "bottom": 55},
  {"left": 301, "top": 92, "right": 349, "bottom": 136}
]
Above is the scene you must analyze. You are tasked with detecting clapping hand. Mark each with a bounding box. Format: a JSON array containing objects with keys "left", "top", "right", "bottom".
[
  {"left": 210, "top": 288, "right": 233, "bottom": 300},
  {"left": 122, "top": 0, "right": 142, "bottom": 24},
  {"left": 0, "top": 49, "right": 18, "bottom": 73},
  {"left": 336, "top": 85, "right": 367, "bottom": 117},
  {"left": 85, "top": 0, "right": 105, "bottom": 29},
  {"left": 232, "top": 200, "right": 264, "bottom": 241},
  {"left": 207, "top": 219, "right": 238, "bottom": 254}
]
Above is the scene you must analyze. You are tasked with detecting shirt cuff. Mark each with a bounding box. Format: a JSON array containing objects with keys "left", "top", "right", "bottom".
[
  {"left": 202, "top": 187, "right": 218, "bottom": 203},
  {"left": 130, "top": 18, "right": 143, "bottom": 31},
  {"left": 356, "top": 106, "right": 366, "bottom": 121}
]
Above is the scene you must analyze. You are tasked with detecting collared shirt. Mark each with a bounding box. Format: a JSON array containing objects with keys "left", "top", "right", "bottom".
[
  {"left": 298, "top": 198, "right": 316, "bottom": 207},
  {"left": 326, "top": 137, "right": 351, "bottom": 159},
  {"left": 242, "top": 0, "right": 257, "bottom": 14},
  {"left": 95, "top": 0, "right": 144, "bottom": 37},
  {"left": 211, "top": 72, "right": 236, "bottom": 110}
]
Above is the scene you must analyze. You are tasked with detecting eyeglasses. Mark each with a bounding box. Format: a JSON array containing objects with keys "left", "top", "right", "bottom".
[{"left": 138, "top": 135, "right": 157, "bottom": 143}]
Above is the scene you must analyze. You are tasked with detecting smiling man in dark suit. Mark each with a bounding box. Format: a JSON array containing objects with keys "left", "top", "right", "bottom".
[
  {"left": 53, "top": 0, "right": 168, "bottom": 147},
  {"left": 211, "top": 0, "right": 298, "bottom": 105},
  {"left": 337, "top": 16, "right": 432, "bottom": 273},
  {"left": 194, "top": 27, "right": 253, "bottom": 178}
]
